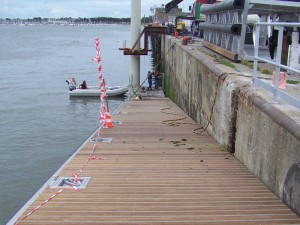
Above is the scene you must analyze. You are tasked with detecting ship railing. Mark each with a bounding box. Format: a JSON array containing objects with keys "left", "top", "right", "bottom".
[{"left": 252, "top": 22, "right": 300, "bottom": 109}]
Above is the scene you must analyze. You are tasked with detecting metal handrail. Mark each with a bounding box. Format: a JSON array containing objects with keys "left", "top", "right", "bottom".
[{"left": 252, "top": 22, "right": 300, "bottom": 109}]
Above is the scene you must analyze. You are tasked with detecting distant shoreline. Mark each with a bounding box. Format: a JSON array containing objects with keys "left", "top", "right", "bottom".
[
  {"left": 0, "top": 22, "right": 132, "bottom": 26},
  {"left": 0, "top": 16, "right": 152, "bottom": 26}
]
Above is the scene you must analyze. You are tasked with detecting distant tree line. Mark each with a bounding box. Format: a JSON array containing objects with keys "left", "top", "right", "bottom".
[{"left": 1, "top": 16, "right": 153, "bottom": 24}]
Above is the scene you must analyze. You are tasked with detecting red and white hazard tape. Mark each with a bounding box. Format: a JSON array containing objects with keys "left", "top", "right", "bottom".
[
  {"left": 15, "top": 189, "right": 64, "bottom": 225},
  {"left": 14, "top": 38, "right": 109, "bottom": 224}
]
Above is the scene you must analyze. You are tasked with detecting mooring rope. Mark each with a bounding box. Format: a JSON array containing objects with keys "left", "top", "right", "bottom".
[{"left": 161, "top": 73, "right": 228, "bottom": 135}]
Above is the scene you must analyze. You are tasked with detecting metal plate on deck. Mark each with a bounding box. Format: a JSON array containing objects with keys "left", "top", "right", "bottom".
[
  {"left": 116, "top": 111, "right": 128, "bottom": 114},
  {"left": 90, "top": 137, "right": 113, "bottom": 143},
  {"left": 49, "top": 177, "right": 91, "bottom": 189}
]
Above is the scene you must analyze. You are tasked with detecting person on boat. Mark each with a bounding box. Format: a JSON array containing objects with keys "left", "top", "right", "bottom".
[
  {"left": 80, "top": 80, "right": 87, "bottom": 89},
  {"left": 147, "top": 71, "right": 153, "bottom": 91}
]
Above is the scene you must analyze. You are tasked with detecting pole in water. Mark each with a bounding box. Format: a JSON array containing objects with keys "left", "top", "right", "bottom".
[{"left": 130, "top": 0, "right": 141, "bottom": 90}]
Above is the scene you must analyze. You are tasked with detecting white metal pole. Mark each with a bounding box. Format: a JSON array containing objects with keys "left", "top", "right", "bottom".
[
  {"left": 130, "top": 0, "right": 141, "bottom": 89},
  {"left": 252, "top": 24, "right": 260, "bottom": 89},
  {"left": 273, "top": 26, "right": 284, "bottom": 103}
]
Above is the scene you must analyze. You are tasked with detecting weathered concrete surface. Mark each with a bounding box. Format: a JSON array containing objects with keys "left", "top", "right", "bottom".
[
  {"left": 162, "top": 35, "right": 300, "bottom": 216},
  {"left": 162, "top": 36, "right": 250, "bottom": 151},
  {"left": 235, "top": 87, "right": 300, "bottom": 216}
]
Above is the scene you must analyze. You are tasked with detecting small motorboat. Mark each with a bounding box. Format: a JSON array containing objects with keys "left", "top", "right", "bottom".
[{"left": 66, "top": 78, "right": 128, "bottom": 97}]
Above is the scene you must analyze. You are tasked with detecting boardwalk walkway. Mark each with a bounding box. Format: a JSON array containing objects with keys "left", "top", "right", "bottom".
[{"left": 12, "top": 94, "right": 300, "bottom": 224}]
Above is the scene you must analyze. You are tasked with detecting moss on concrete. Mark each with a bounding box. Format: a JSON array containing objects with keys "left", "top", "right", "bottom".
[{"left": 164, "top": 72, "right": 176, "bottom": 101}]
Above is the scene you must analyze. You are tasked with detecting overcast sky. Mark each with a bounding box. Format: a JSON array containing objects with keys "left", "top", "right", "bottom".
[{"left": 0, "top": 0, "right": 192, "bottom": 19}]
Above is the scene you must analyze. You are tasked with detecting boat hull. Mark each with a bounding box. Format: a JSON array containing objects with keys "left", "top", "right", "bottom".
[{"left": 69, "top": 85, "right": 128, "bottom": 97}]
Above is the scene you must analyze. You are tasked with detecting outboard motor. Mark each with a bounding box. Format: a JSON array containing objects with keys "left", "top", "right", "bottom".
[
  {"left": 66, "top": 79, "right": 76, "bottom": 91},
  {"left": 69, "top": 85, "right": 76, "bottom": 91}
]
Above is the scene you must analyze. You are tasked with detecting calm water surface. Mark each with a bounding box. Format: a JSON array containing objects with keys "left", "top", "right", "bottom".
[{"left": 0, "top": 25, "right": 152, "bottom": 224}]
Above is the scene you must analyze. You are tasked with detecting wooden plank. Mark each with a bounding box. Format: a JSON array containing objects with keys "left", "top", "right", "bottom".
[{"left": 202, "top": 40, "right": 239, "bottom": 62}]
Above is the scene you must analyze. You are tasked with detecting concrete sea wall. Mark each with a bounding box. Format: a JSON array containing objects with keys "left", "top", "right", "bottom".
[{"left": 161, "top": 35, "right": 300, "bottom": 215}]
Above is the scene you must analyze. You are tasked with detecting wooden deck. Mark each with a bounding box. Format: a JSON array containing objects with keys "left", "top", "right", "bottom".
[{"left": 12, "top": 95, "right": 300, "bottom": 224}]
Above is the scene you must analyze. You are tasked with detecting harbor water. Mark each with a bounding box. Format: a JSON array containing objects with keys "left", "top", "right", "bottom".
[{"left": 0, "top": 24, "right": 152, "bottom": 224}]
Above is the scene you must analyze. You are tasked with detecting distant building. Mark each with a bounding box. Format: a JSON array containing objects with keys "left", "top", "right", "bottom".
[{"left": 153, "top": 6, "right": 191, "bottom": 25}]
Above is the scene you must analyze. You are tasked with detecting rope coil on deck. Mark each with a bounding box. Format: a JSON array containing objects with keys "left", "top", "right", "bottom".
[
  {"left": 161, "top": 73, "right": 228, "bottom": 135},
  {"left": 161, "top": 105, "right": 202, "bottom": 134},
  {"left": 161, "top": 106, "right": 189, "bottom": 126}
]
